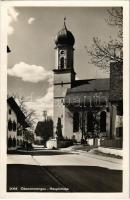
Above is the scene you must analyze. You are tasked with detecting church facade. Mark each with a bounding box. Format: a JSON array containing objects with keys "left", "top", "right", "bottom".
[{"left": 53, "top": 21, "right": 123, "bottom": 145}]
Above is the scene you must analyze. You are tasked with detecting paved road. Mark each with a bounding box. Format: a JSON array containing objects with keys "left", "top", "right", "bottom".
[
  {"left": 7, "top": 149, "right": 122, "bottom": 192},
  {"left": 8, "top": 149, "right": 122, "bottom": 169}
]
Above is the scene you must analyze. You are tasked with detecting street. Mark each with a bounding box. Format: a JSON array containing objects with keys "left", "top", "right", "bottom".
[{"left": 7, "top": 148, "right": 122, "bottom": 192}]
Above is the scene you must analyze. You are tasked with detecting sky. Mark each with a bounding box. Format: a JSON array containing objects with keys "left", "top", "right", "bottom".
[{"left": 7, "top": 6, "right": 119, "bottom": 125}]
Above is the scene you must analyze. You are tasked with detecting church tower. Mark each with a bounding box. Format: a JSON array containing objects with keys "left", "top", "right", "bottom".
[{"left": 53, "top": 19, "right": 75, "bottom": 137}]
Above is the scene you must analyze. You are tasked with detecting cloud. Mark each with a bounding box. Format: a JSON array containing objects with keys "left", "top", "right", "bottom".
[
  {"left": 8, "top": 7, "right": 19, "bottom": 35},
  {"left": 8, "top": 62, "right": 53, "bottom": 83},
  {"left": 25, "top": 85, "right": 54, "bottom": 125},
  {"left": 28, "top": 17, "right": 35, "bottom": 24}
]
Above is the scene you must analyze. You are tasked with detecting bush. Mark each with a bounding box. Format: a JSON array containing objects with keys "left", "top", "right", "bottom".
[
  {"left": 57, "top": 139, "right": 73, "bottom": 148},
  {"left": 81, "top": 139, "right": 85, "bottom": 144},
  {"left": 71, "top": 135, "right": 77, "bottom": 144}
]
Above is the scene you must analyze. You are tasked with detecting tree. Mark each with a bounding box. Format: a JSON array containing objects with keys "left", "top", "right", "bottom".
[
  {"left": 17, "top": 96, "right": 36, "bottom": 130},
  {"left": 56, "top": 117, "right": 63, "bottom": 140},
  {"left": 35, "top": 117, "right": 53, "bottom": 144},
  {"left": 23, "top": 129, "right": 34, "bottom": 143},
  {"left": 86, "top": 7, "right": 123, "bottom": 71},
  {"left": 8, "top": 94, "right": 36, "bottom": 131}
]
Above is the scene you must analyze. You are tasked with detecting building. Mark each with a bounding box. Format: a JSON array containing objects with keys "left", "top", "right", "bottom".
[
  {"left": 53, "top": 20, "right": 123, "bottom": 146},
  {"left": 7, "top": 97, "right": 29, "bottom": 151}
]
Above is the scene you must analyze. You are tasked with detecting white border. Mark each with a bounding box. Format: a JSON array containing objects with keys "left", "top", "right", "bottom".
[{"left": 0, "top": 1, "right": 129, "bottom": 199}]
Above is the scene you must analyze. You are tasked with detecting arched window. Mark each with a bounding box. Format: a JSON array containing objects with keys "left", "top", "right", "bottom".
[
  {"left": 87, "top": 112, "right": 94, "bottom": 132},
  {"left": 73, "top": 112, "right": 79, "bottom": 132},
  {"left": 100, "top": 111, "right": 106, "bottom": 132},
  {"left": 13, "top": 121, "right": 16, "bottom": 131},
  {"left": 60, "top": 57, "right": 64, "bottom": 69},
  {"left": 8, "top": 120, "right": 13, "bottom": 131}
]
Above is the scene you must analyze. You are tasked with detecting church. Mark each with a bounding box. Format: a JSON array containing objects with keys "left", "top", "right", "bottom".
[{"left": 53, "top": 20, "right": 123, "bottom": 145}]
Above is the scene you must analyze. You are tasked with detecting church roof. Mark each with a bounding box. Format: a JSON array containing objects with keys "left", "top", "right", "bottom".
[
  {"left": 55, "top": 19, "right": 75, "bottom": 46},
  {"left": 70, "top": 79, "right": 110, "bottom": 93}
]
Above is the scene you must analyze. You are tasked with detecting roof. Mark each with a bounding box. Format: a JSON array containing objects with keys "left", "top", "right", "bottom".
[
  {"left": 65, "top": 79, "right": 110, "bottom": 107},
  {"left": 7, "top": 97, "right": 29, "bottom": 127},
  {"left": 70, "top": 79, "right": 110, "bottom": 93}
]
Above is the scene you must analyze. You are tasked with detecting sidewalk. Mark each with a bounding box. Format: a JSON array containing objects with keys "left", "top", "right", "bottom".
[{"left": 59, "top": 145, "right": 122, "bottom": 166}]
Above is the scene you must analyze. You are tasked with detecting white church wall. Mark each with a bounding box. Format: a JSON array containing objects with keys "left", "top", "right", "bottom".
[
  {"left": 63, "top": 106, "right": 73, "bottom": 139},
  {"left": 55, "top": 48, "right": 58, "bottom": 68},
  {"left": 53, "top": 99, "right": 64, "bottom": 135},
  {"left": 53, "top": 72, "right": 72, "bottom": 136},
  {"left": 54, "top": 73, "right": 71, "bottom": 85},
  {"left": 54, "top": 84, "right": 71, "bottom": 98}
]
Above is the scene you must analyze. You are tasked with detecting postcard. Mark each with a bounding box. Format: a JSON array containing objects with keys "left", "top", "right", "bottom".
[{"left": 0, "top": 1, "right": 129, "bottom": 199}]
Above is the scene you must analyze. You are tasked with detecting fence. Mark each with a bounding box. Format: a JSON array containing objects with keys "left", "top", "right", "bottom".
[{"left": 100, "top": 138, "right": 123, "bottom": 149}]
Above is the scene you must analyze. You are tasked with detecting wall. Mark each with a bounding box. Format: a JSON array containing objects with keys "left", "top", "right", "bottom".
[
  {"left": 46, "top": 138, "right": 57, "bottom": 149},
  {"left": 55, "top": 46, "right": 74, "bottom": 70},
  {"left": 53, "top": 72, "right": 72, "bottom": 135},
  {"left": 54, "top": 73, "right": 72, "bottom": 97},
  {"left": 53, "top": 98, "right": 64, "bottom": 135},
  {"left": 63, "top": 106, "right": 73, "bottom": 139},
  {"left": 7, "top": 104, "right": 17, "bottom": 150}
]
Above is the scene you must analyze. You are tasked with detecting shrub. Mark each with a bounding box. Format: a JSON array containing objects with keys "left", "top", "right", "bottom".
[{"left": 58, "top": 139, "right": 73, "bottom": 148}]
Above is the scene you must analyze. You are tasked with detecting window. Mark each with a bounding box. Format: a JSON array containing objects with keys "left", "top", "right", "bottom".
[
  {"left": 12, "top": 137, "right": 16, "bottom": 147},
  {"left": 60, "top": 57, "right": 64, "bottom": 69},
  {"left": 13, "top": 121, "right": 16, "bottom": 131},
  {"left": 8, "top": 120, "right": 13, "bottom": 131},
  {"left": 9, "top": 109, "right": 11, "bottom": 115},
  {"left": 100, "top": 111, "right": 106, "bottom": 132},
  {"left": 8, "top": 137, "right": 12, "bottom": 148},
  {"left": 73, "top": 112, "right": 79, "bottom": 132},
  {"left": 87, "top": 112, "right": 94, "bottom": 132},
  {"left": 60, "top": 50, "right": 64, "bottom": 55}
]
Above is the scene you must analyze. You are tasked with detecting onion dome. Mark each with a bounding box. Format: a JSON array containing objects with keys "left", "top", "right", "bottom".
[{"left": 55, "top": 18, "right": 75, "bottom": 46}]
